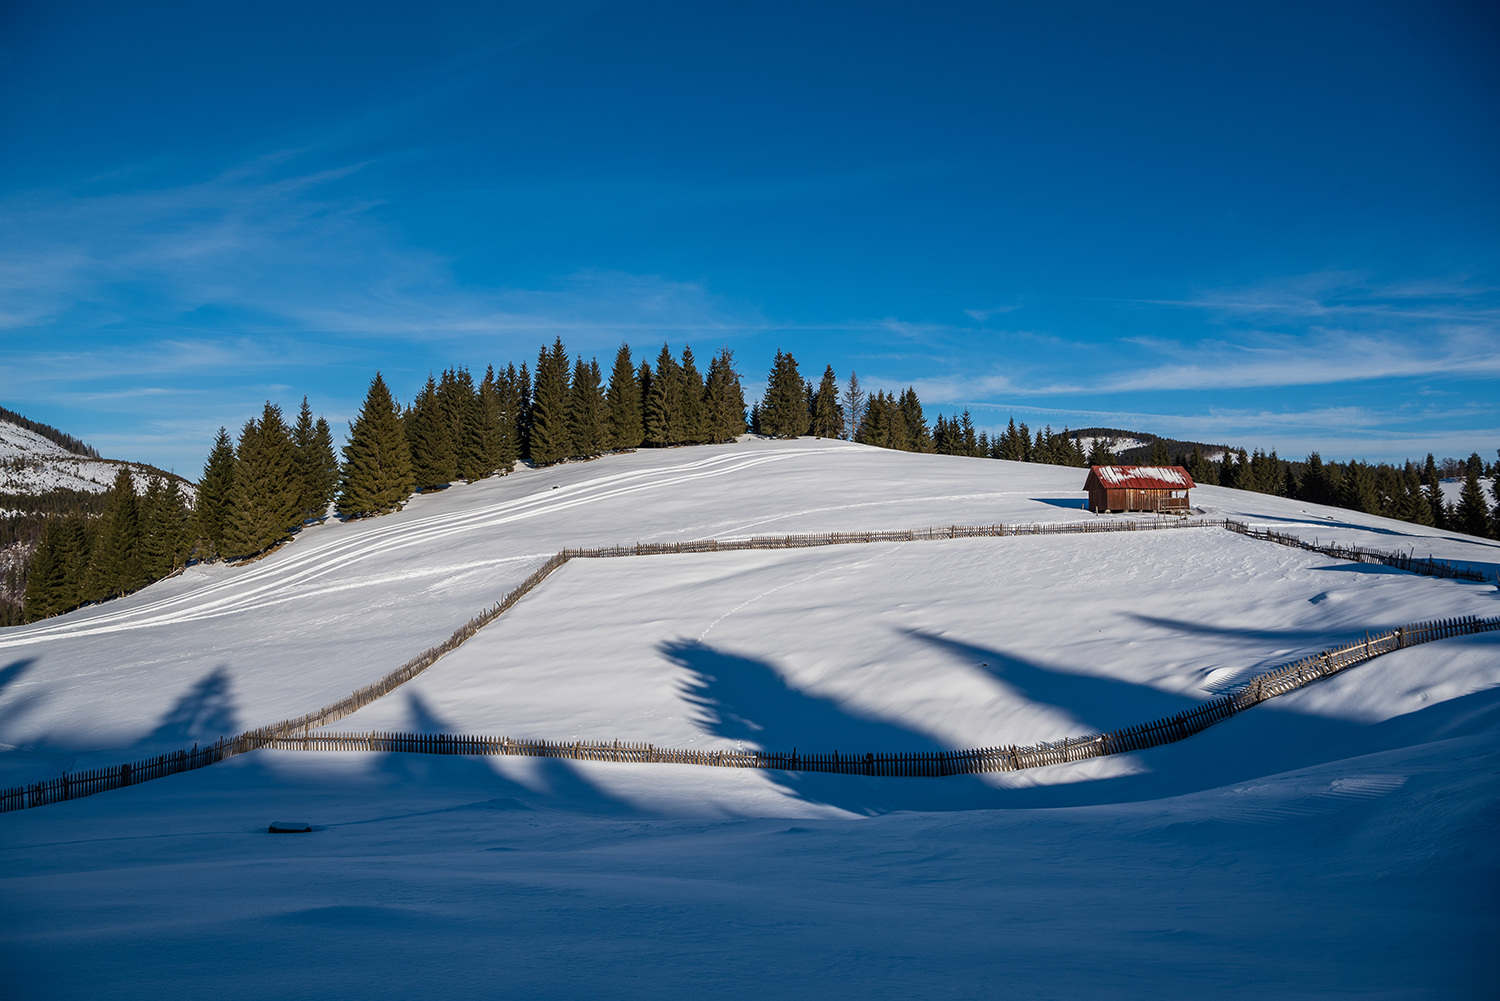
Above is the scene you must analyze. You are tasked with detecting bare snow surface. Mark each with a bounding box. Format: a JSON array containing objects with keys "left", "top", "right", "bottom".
[{"left": 1, "top": 438, "right": 1496, "bottom": 999}]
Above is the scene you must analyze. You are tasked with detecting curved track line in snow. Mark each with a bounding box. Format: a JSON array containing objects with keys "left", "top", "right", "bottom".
[{"left": 0, "top": 449, "right": 839, "bottom": 648}]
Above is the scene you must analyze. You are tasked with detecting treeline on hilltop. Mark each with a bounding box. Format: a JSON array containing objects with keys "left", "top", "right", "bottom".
[
  {"left": 0, "top": 404, "right": 100, "bottom": 458},
  {"left": 1178, "top": 446, "right": 1500, "bottom": 539},
  {"left": 9, "top": 341, "right": 1500, "bottom": 624}
]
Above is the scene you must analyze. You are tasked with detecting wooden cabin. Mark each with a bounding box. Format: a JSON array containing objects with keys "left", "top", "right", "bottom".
[{"left": 1083, "top": 465, "right": 1195, "bottom": 514}]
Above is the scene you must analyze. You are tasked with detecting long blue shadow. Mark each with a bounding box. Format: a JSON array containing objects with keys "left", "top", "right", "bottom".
[
  {"left": 900, "top": 628, "right": 1203, "bottom": 735},
  {"left": 143, "top": 666, "right": 241, "bottom": 748},
  {"left": 371, "top": 690, "right": 638, "bottom": 816},
  {"left": 1129, "top": 612, "right": 1420, "bottom": 647},
  {"left": 662, "top": 639, "right": 1032, "bottom": 814}
]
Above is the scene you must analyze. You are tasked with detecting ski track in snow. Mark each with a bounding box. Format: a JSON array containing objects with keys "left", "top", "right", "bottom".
[{"left": 0, "top": 449, "right": 824, "bottom": 647}]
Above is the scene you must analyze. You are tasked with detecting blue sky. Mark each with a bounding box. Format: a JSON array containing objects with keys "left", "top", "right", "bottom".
[{"left": 1, "top": 1, "right": 1497, "bottom": 476}]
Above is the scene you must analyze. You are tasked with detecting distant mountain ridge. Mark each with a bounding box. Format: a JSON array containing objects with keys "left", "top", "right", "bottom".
[
  {"left": 1066, "top": 427, "right": 1234, "bottom": 465},
  {"left": 0, "top": 405, "right": 99, "bottom": 459}
]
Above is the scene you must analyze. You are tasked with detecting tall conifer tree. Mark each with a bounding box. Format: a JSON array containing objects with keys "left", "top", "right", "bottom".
[
  {"left": 529, "top": 339, "right": 573, "bottom": 464},
  {"left": 811, "top": 366, "right": 844, "bottom": 438},
  {"left": 606, "top": 344, "right": 644, "bottom": 449},
  {"left": 567, "top": 357, "right": 608, "bottom": 457},
  {"left": 703, "top": 347, "right": 746, "bottom": 442},
  {"left": 646, "top": 343, "right": 683, "bottom": 446},
  {"left": 85, "top": 468, "right": 143, "bottom": 600},
  {"left": 760, "top": 350, "right": 809, "bottom": 438},
  {"left": 194, "top": 427, "right": 236, "bottom": 560},
  {"left": 408, "top": 375, "right": 456, "bottom": 489},
  {"left": 226, "top": 402, "right": 301, "bottom": 558},
  {"left": 337, "top": 373, "right": 415, "bottom": 518}
]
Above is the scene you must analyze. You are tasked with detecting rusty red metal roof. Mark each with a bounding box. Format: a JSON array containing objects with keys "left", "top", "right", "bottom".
[{"left": 1083, "top": 465, "right": 1196, "bottom": 490}]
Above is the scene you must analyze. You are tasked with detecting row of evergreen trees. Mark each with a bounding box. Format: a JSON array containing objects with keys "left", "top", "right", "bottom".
[
  {"left": 23, "top": 469, "right": 193, "bottom": 620},
  {"left": 14, "top": 341, "right": 1500, "bottom": 624}
]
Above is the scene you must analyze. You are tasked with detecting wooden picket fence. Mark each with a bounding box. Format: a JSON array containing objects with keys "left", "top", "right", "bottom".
[
  {"left": 1224, "top": 521, "right": 1491, "bottom": 583},
  {"left": 7, "top": 612, "right": 1494, "bottom": 811},
  {"left": 0, "top": 741, "right": 233, "bottom": 812},
  {"left": 5, "top": 511, "right": 1495, "bottom": 814},
  {"left": 235, "top": 614, "right": 1499, "bottom": 777}
]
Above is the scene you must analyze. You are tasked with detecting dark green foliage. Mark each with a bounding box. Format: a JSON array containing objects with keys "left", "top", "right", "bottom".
[
  {"left": 998, "top": 418, "right": 1025, "bottom": 461},
  {"left": 1086, "top": 437, "right": 1117, "bottom": 466},
  {"left": 1456, "top": 458, "right": 1492, "bottom": 537},
  {"left": 645, "top": 344, "right": 684, "bottom": 446},
  {"left": 1148, "top": 439, "right": 1171, "bottom": 465},
  {"left": 23, "top": 516, "right": 93, "bottom": 621},
  {"left": 488, "top": 364, "right": 522, "bottom": 473},
  {"left": 225, "top": 403, "right": 302, "bottom": 559},
  {"left": 606, "top": 344, "right": 644, "bottom": 449},
  {"left": 436, "top": 368, "right": 490, "bottom": 481},
  {"left": 897, "top": 389, "right": 931, "bottom": 452},
  {"left": 407, "top": 376, "right": 456, "bottom": 489},
  {"left": 856, "top": 391, "right": 908, "bottom": 450},
  {"left": 292, "top": 397, "right": 338, "bottom": 522},
  {"left": 679, "top": 346, "right": 707, "bottom": 444},
  {"left": 337, "top": 372, "right": 414, "bottom": 519},
  {"left": 759, "top": 350, "right": 809, "bottom": 438},
  {"left": 703, "top": 347, "right": 747, "bottom": 442},
  {"left": 193, "top": 428, "right": 235, "bottom": 560},
  {"left": 529, "top": 340, "right": 573, "bottom": 465},
  {"left": 140, "top": 475, "right": 190, "bottom": 580},
  {"left": 309, "top": 416, "right": 340, "bottom": 517},
  {"left": 568, "top": 357, "right": 608, "bottom": 458},
  {"left": 516, "top": 363, "right": 534, "bottom": 460},
  {"left": 85, "top": 468, "right": 143, "bottom": 600},
  {"left": 811, "top": 366, "right": 843, "bottom": 438}
]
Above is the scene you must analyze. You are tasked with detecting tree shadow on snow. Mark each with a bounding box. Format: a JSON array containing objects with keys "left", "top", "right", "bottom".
[
  {"left": 900, "top": 628, "right": 1203, "bottom": 735},
  {"left": 142, "top": 666, "right": 241, "bottom": 749},
  {"left": 360, "top": 690, "right": 639, "bottom": 816},
  {"left": 662, "top": 639, "right": 1032, "bottom": 814},
  {"left": 0, "top": 658, "right": 40, "bottom": 732}
]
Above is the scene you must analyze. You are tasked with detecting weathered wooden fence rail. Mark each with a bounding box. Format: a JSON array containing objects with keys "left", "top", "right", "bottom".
[
  {"left": 1224, "top": 520, "right": 1492, "bottom": 583},
  {"left": 8, "top": 612, "right": 1495, "bottom": 810}
]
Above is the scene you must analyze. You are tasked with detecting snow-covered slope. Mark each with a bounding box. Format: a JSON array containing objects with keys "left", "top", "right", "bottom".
[
  {"left": 0, "top": 417, "right": 193, "bottom": 496},
  {"left": 1, "top": 438, "right": 1496, "bottom": 999}
]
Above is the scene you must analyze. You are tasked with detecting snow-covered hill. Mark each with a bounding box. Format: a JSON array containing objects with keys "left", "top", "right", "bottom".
[
  {"left": 0, "top": 417, "right": 194, "bottom": 497},
  {"left": 1, "top": 438, "right": 1495, "bottom": 998}
]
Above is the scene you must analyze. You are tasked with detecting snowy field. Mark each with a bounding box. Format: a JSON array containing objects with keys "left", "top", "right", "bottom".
[{"left": 1, "top": 438, "right": 1497, "bottom": 998}]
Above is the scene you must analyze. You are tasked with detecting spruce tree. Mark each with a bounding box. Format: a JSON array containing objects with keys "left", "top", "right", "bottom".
[
  {"left": 310, "top": 416, "right": 339, "bottom": 517},
  {"left": 646, "top": 343, "right": 683, "bottom": 446},
  {"left": 1456, "top": 460, "right": 1492, "bottom": 537},
  {"left": 337, "top": 372, "right": 415, "bottom": 519},
  {"left": 606, "top": 344, "right": 644, "bottom": 449},
  {"left": 23, "top": 519, "right": 65, "bottom": 621},
  {"left": 444, "top": 368, "right": 489, "bottom": 480},
  {"left": 960, "top": 411, "right": 979, "bottom": 457},
  {"left": 291, "top": 397, "right": 324, "bottom": 523},
  {"left": 494, "top": 363, "right": 522, "bottom": 471},
  {"left": 1422, "top": 454, "right": 1447, "bottom": 529},
  {"left": 529, "top": 339, "right": 573, "bottom": 464},
  {"left": 898, "top": 388, "right": 931, "bottom": 452},
  {"left": 517, "top": 362, "right": 534, "bottom": 461},
  {"left": 760, "top": 350, "right": 809, "bottom": 438},
  {"left": 408, "top": 375, "right": 456, "bottom": 489},
  {"left": 704, "top": 347, "right": 747, "bottom": 442},
  {"left": 480, "top": 366, "right": 504, "bottom": 473},
  {"left": 140, "top": 475, "right": 190, "bottom": 580},
  {"left": 567, "top": 356, "right": 608, "bottom": 458},
  {"left": 677, "top": 346, "right": 705, "bottom": 444},
  {"left": 226, "top": 402, "right": 302, "bottom": 558},
  {"left": 194, "top": 427, "right": 236, "bottom": 560},
  {"left": 85, "top": 468, "right": 143, "bottom": 601},
  {"left": 811, "top": 366, "right": 843, "bottom": 438}
]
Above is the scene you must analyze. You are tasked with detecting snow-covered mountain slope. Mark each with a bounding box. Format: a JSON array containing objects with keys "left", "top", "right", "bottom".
[
  {"left": 1, "top": 438, "right": 1496, "bottom": 999},
  {"left": 1, "top": 438, "right": 1495, "bottom": 781},
  {"left": 0, "top": 417, "right": 193, "bottom": 496}
]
